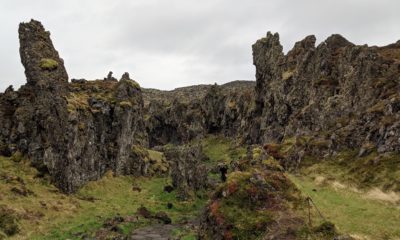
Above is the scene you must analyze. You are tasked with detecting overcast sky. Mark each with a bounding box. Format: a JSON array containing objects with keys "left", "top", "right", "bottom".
[{"left": 0, "top": 0, "right": 399, "bottom": 91}]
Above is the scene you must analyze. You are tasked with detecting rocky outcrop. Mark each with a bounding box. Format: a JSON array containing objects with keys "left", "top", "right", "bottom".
[
  {"left": 144, "top": 81, "right": 255, "bottom": 147},
  {"left": 251, "top": 32, "right": 400, "bottom": 153},
  {"left": 0, "top": 20, "right": 147, "bottom": 193},
  {"left": 62, "top": 74, "right": 147, "bottom": 192},
  {"left": 164, "top": 144, "right": 208, "bottom": 200}
]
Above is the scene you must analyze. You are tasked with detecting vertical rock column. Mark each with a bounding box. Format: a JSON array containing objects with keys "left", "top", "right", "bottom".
[
  {"left": 19, "top": 19, "right": 68, "bottom": 86},
  {"left": 17, "top": 19, "right": 70, "bottom": 191}
]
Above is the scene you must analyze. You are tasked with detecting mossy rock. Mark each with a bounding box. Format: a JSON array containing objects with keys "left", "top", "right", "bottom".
[
  {"left": 0, "top": 206, "right": 20, "bottom": 236},
  {"left": 313, "top": 221, "right": 337, "bottom": 237},
  {"left": 262, "top": 156, "right": 284, "bottom": 171},
  {"left": 131, "top": 145, "right": 169, "bottom": 176},
  {"left": 10, "top": 151, "right": 23, "bottom": 163},
  {"left": 39, "top": 58, "right": 59, "bottom": 70},
  {"left": 206, "top": 168, "right": 303, "bottom": 239},
  {"left": 131, "top": 145, "right": 149, "bottom": 159},
  {"left": 252, "top": 146, "right": 263, "bottom": 160}
]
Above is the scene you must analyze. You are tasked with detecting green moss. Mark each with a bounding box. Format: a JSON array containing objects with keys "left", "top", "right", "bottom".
[
  {"left": 148, "top": 149, "right": 169, "bottom": 174},
  {"left": 39, "top": 58, "right": 58, "bottom": 70},
  {"left": 202, "top": 135, "right": 246, "bottom": 165},
  {"left": 262, "top": 156, "right": 284, "bottom": 171},
  {"left": 67, "top": 80, "right": 121, "bottom": 113},
  {"left": 131, "top": 145, "right": 169, "bottom": 176},
  {"left": 218, "top": 200, "right": 273, "bottom": 239},
  {"left": 131, "top": 81, "right": 140, "bottom": 89},
  {"left": 119, "top": 101, "right": 133, "bottom": 108},
  {"left": 171, "top": 226, "right": 198, "bottom": 239},
  {"left": 131, "top": 144, "right": 149, "bottom": 159},
  {"left": 120, "top": 79, "right": 140, "bottom": 89},
  {"left": 282, "top": 70, "right": 294, "bottom": 80},
  {"left": 67, "top": 92, "right": 90, "bottom": 112}
]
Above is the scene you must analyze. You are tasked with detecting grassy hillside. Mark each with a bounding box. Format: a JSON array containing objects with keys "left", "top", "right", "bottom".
[
  {"left": 290, "top": 174, "right": 400, "bottom": 239},
  {"left": 0, "top": 155, "right": 206, "bottom": 239}
]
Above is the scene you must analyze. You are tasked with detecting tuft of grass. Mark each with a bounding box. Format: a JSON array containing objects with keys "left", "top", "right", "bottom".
[
  {"left": 282, "top": 70, "right": 294, "bottom": 80},
  {"left": 0, "top": 206, "right": 20, "bottom": 237},
  {"left": 118, "top": 101, "right": 133, "bottom": 108},
  {"left": 171, "top": 226, "right": 197, "bottom": 240}
]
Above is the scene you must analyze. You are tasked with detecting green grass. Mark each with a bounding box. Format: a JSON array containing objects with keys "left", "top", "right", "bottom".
[
  {"left": 35, "top": 176, "right": 206, "bottom": 239},
  {"left": 0, "top": 156, "right": 205, "bottom": 239},
  {"left": 171, "top": 227, "right": 197, "bottom": 240},
  {"left": 201, "top": 135, "right": 246, "bottom": 165},
  {"left": 289, "top": 174, "right": 400, "bottom": 239}
]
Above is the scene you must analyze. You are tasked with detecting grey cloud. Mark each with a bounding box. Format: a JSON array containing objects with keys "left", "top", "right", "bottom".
[{"left": 0, "top": 0, "right": 399, "bottom": 91}]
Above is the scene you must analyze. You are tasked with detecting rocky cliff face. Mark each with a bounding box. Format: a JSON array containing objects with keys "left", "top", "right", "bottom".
[
  {"left": 0, "top": 20, "right": 147, "bottom": 193},
  {"left": 1, "top": 20, "right": 399, "bottom": 194},
  {"left": 143, "top": 81, "right": 255, "bottom": 147},
  {"left": 251, "top": 32, "right": 400, "bottom": 154}
]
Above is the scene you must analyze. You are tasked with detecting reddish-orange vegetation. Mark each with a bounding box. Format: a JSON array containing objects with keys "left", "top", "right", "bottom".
[
  {"left": 263, "top": 144, "right": 285, "bottom": 160},
  {"left": 210, "top": 200, "right": 224, "bottom": 225}
]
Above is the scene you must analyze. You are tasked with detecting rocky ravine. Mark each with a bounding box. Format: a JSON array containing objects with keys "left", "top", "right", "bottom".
[
  {"left": 0, "top": 19, "right": 399, "bottom": 219},
  {"left": 0, "top": 20, "right": 256, "bottom": 194}
]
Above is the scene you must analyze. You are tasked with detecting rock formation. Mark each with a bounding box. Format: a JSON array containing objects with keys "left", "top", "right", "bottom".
[
  {"left": 19, "top": 19, "right": 68, "bottom": 86},
  {"left": 0, "top": 20, "right": 147, "bottom": 193},
  {"left": 1, "top": 20, "right": 399, "bottom": 197},
  {"left": 250, "top": 32, "right": 400, "bottom": 154},
  {"left": 164, "top": 144, "right": 208, "bottom": 200},
  {"left": 143, "top": 81, "right": 255, "bottom": 147}
]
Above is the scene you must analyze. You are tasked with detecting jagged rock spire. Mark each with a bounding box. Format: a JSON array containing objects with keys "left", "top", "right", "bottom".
[
  {"left": 18, "top": 19, "right": 68, "bottom": 86},
  {"left": 120, "top": 72, "right": 131, "bottom": 81}
]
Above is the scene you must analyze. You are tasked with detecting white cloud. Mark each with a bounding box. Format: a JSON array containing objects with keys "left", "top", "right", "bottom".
[{"left": 0, "top": 0, "right": 399, "bottom": 91}]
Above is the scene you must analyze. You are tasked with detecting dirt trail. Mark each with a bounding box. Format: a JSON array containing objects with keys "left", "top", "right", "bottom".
[{"left": 130, "top": 224, "right": 176, "bottom": 240}]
